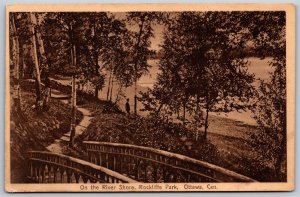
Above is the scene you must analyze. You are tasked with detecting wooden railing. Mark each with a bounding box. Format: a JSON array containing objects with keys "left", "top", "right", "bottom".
[
  {"left": 84, "top": 141, "right": 257, "bottom": 183},
  {"left": 27, "top": 151, "right": 138, "bottom": 183}
]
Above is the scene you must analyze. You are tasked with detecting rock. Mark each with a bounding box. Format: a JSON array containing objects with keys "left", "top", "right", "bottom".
[
  {"left": 48, "top": 126, "right": 53, "bottom": 131},
  {"left": 51, "top": 120, "right": 56, "bottom": 125},
  {"left": 21, "top": 131, "right": 27, "bottom": 137},
  {"left": 185, "top": 141, "right": 193, "bottom": 146},
  {"left": 41, "top": 122, "right": 47, "bottom": 127},
  {"left": 180, "top": 136, "right": 187, "bottom": 142}
]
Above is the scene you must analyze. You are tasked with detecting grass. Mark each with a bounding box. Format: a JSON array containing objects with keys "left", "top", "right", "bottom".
[
  {"left": 70, "top": 99, "right": 283, "bottom": 182},
  {"left": 12, "top": 83, "right": 283, "bottom": 182}
]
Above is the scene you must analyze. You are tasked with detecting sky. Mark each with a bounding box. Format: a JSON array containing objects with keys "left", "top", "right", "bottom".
[{"left": 114, "top": 12, "right": 164, "bottom": 51}]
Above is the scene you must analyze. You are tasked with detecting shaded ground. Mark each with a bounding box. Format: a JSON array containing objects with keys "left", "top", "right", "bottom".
[
  {"left": 10, "top": 87, "right": 83, "bottom": 183},
  {"left": 208, "top": 114, "right": 258, "bottom": 142},
  {"left": 47, "top": 106, "right": 93, "bottom": 153},
  {"left": 10, "top": 78, "right": 283, "bottom": 183},
  {"left": 71, "top": 100, "right": 279, "bottom": 182}
]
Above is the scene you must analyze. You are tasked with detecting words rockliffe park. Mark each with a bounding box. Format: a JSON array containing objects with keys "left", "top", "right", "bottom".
[{"left": 80, "top": 183, "right": 217, "bottom": 191}]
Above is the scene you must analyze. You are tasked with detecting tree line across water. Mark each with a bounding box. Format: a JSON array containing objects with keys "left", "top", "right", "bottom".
[{"left": 9, "top": 11, "right": 286, "bottom": 180}]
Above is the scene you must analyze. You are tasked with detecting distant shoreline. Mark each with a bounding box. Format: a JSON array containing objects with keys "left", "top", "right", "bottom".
[{"left": 51, "top": 56, "right": 272, "bottom": 126}]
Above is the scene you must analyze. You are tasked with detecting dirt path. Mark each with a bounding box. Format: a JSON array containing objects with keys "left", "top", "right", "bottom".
[{"left": 46, "top": 91, "right": 93, "bottom": 154}]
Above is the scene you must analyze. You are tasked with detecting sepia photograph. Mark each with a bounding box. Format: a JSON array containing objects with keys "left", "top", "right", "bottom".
[{"left": 5, "top": 4, "right": 295, "bottom": 192}]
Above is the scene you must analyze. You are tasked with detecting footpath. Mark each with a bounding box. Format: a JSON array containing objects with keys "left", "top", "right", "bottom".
[{"left": 46, "top": 89, "right": 93, "bottom": 154}]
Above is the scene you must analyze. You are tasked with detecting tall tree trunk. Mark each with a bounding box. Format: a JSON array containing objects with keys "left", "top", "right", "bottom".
[
  {"left": 155, "top": 103, "right": 164, "bottom": 115},
  {"left": 183, "top": 102, "right": 186, "bottom": 126},
  {"left": 274, "top": 140, "right": 285, "bottom": 181},
  {"left": 29, "top": 13, "right": 42, "bottom": 110},
  {"left": 274, "top": 104, "right": 287, "bottom": 181},
  {"left": 94, "top": 48, "right": 99, "bottom": 99},
  {"left": 20, "top": 45, "right": 25, "bottom": 78},
  {"left": 133, "top": 16, "right": 145, "bottom": 115},
  {"left": 134, "top": 81, "right": 137, "bottom": 115},
  {"left": 109, "top": 74, "right": 114, "bottom": 101},
  {"left": 114, "top": 84, "right": 123, "bottom": 104},
  {"left": 10, "top": 14, "right": 21, "bottom": 116},
  {"left": 69, "top": 45, "right": 77, "bottom": 147},
  {"left": 195, "top": 94, "right": 200, "bottom": 141},
  {"left": 11, "top": 16, "right": 20, "bottom": 84},
  {"left": 69, "top": 21, "right": 77, "bottom": 147},
  {"left": 106, "top": 71, "right": 112, "bottom": 101},
  {"left": 204, "top": 107, "right": 209, "bottom": 140},
  {"left": 36, "top": 25, "right": 51, "bottom": 111}
]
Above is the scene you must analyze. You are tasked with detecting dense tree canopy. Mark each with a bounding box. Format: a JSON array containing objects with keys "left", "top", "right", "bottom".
[
  {"left": 139, "top": 12, "right": 256, "bottom": 138},
  {"left": 10, "top": 11, "right": 287, "bottom": 180}
]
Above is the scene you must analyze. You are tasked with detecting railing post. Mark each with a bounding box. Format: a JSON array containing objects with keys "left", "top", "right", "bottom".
[
  {"left": 38, "top": 166, "right": 41, "bottom": 183},
  {"left": 106, "top": 153, "right": 109, "bottom": 169},
  {"left": 113, "top": 155, "right": 116, "bottom": 171},
  {"left": 135, "top": 159, "right": 139, "bottom": 180},
  {"left": 49, "top": 167, "right": 53, "bottom": 183},
  {"left": 163, "top": 167, "right": 168, "bottom": 182},
  {"left": 75, "top": 173, "right": 80, "bottom": 183},
  {"left": 128, "top": 158, "right": 131, "bottom": 176},
  {"left": 119, "top": 155, "right": 123, "bottom": 174},
  {"left": 187, "top": 174, "right": 191, "bottom": 182},
  {"left": 29, "top": 161, "right": 34, "bottom": 180},
  {"left": 82, "top": 175, "right": 88, "bottom": 183},
  {"left": 94, "top": 154, "right": 98, "bottom": 165},
  {"left": 53, "top": 168, "right": 57, "bottom": 183},
  {"left": 35, "top": 165, "right": 38, "bottom": 182},
  {"left": 60, "top": 169, "right": 64, "bottom": 183},
  {"left": 144, "top": 164, "right": 147, "bottom": 182},
  {"left": 44, "top": 165, "right": 49, "bottom": 183},
  {"left": 99, "top": 153, "right": 102, "bottom": 166},
  {"left": 153, "top": 165, "right": 158, "bottom": 182},
  {"left": 67, "top": 171, "right": 71, "bottom": 183}
]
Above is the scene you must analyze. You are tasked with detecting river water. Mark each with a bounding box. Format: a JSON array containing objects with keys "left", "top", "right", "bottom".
[{"left": 96, "top": 57, "right": 274, "bottom": 126}]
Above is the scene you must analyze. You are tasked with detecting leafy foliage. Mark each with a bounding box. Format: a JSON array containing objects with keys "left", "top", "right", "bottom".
[
  {"left": 248, "top": 12, "right": 286, "bottom": 181},
  {"left": 10, "top": 11, "right": 287, "bottom": 182},
  {"left": 139, "top": 12, "right": 256, "bottom": 139},
  {"left": 251, "top": 58, "right": 286, "bottom": 180}
]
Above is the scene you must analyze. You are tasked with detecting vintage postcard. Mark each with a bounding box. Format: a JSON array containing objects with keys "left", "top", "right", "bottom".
[{"left": 5, "top": 3, "right": 295, "bottom": 192}]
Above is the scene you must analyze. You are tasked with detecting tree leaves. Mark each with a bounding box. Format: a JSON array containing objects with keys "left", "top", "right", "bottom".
[{"left": 140, "top": 12, "right": 256, "bottom": 137}]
